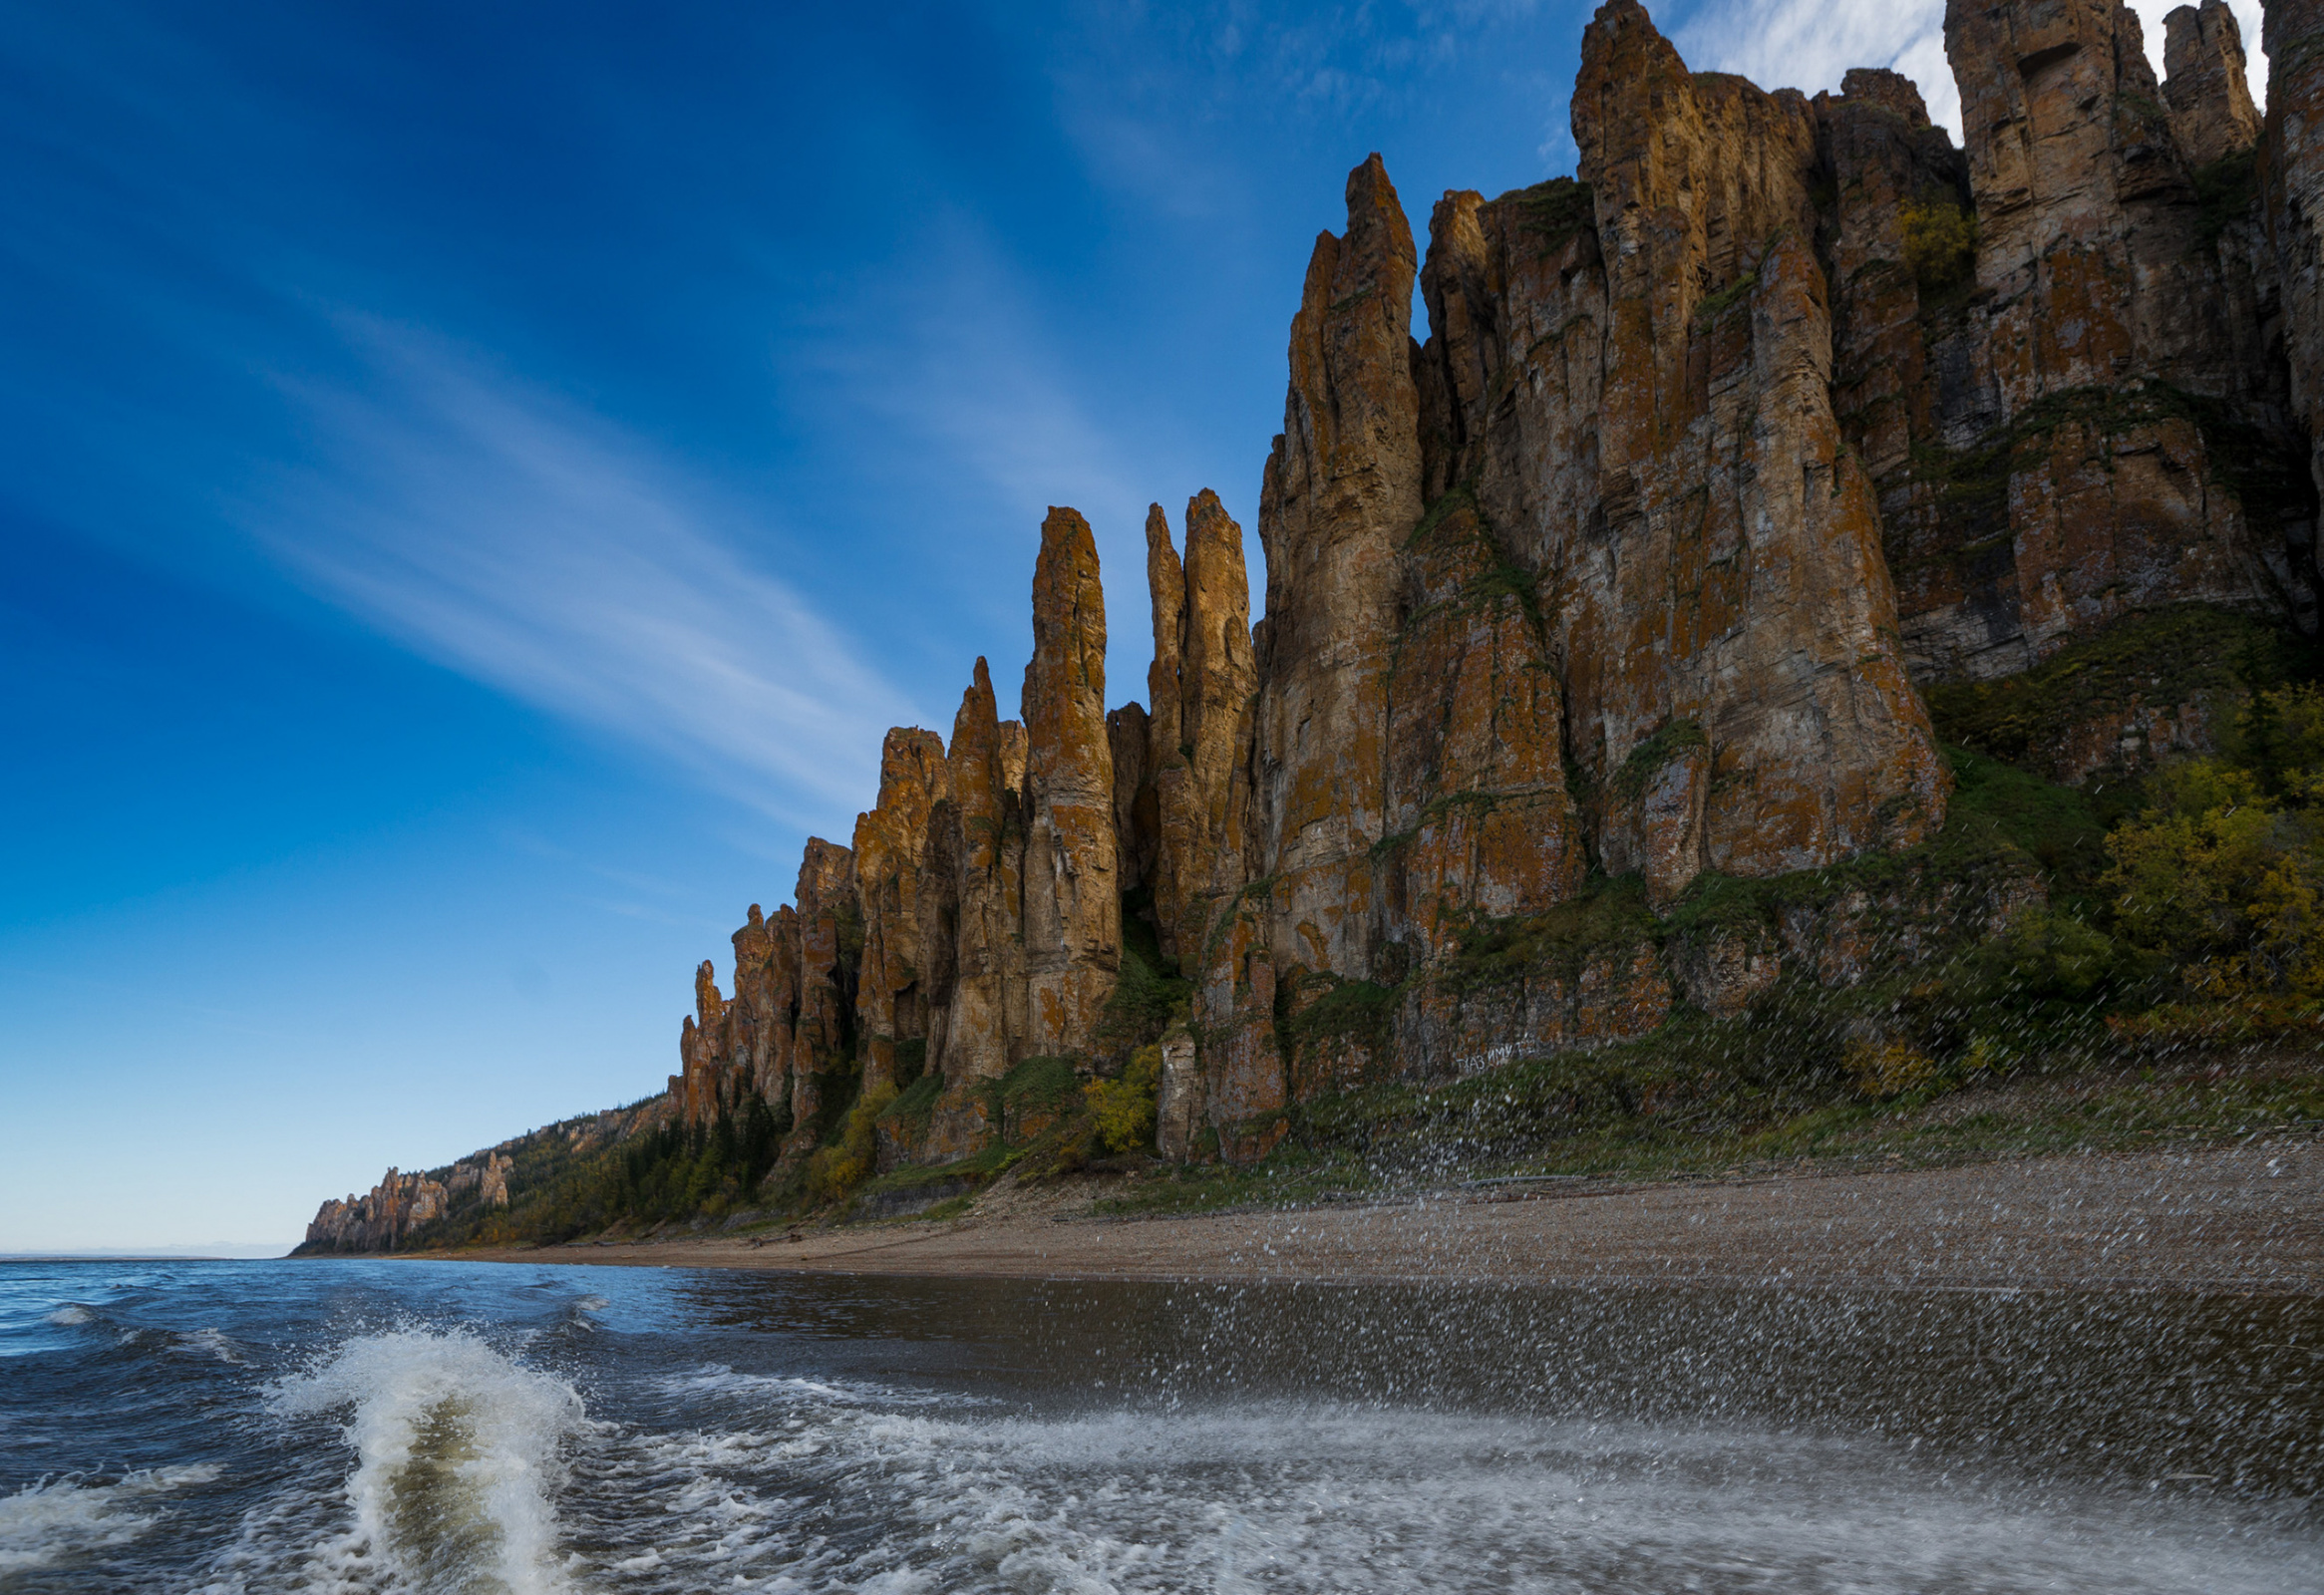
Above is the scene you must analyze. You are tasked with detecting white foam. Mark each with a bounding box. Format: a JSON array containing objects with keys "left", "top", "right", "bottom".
[
  {"left": 168, "top": 1327, "right": 246, "bottom": 1364},
  {"left": 43, "top": 1305, "right": 93, "bottom": 1326},
  {"left": 0, "top": 1464, "right": 220, "bottom": 1574},
  {"left": 658, "top": 1363, "right": 948, "bottom": 1409},
  {"left": 572, "top": 1393, "right": 2324, "bottom": 1595},
  {"left": 271, "top": 1327, "right": 583, "bottom": 1595}
]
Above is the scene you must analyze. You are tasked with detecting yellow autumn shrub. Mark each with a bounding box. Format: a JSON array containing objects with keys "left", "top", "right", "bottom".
[{"left": 1084, "top": 1044, "right": 1162, "bottom": 1153}]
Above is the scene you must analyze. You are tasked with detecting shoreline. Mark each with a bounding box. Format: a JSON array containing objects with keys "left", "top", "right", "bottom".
[{"left": 341, "top": 1136, "right": 2324, "bottom": 1295}]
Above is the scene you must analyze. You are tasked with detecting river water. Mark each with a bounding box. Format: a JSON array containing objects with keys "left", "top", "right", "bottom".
[{"left": 2, "top": 1258, "right": 2319, "bottom": 1593}]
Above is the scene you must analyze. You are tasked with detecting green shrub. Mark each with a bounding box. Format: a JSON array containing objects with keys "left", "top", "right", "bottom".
[
  {"left": 881, "top": 1069, "right": 944, "bottom": 1131},
  {"left": 805, "top": 1082, "right": 898, "bottom": 1204},
  {"left": 1901, "top": 192, "right": 1976, "bottom": 292},
  {"left": 1095, "top": 927, "right": 1191, "bottom": 1055},
  {"left": 2098, "top": 686, "right": 2324, "bottom": 1010},
  {"left": 1085, "top": 1044, "right": 1162, "bottom": 1152},
  {"left": 1845, "top": 1036, "right": 1939, "bottom": 1099}
]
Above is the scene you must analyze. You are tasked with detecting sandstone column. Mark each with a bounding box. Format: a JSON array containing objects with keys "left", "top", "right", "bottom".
[
  {"left": 1151, "top": 489, "right": 1257, "bottom": 965},
  {"left": 2267, "top": 0, "right": 2324, "bottom": 522},
  {"left": 2166, "top": 0, "right": 2263, "bottom": 164},
  {"left": 851, "top": 728, "right": 949, "bottom": 1092},
  {"left": 782, "top": 837, "right": 855, "bottom": 1153},
  {"left": 934, "top": 657, "right": 1024, "bottom": 1088},
  {"left": 1248, "top": 153, "right": 1423, "bottom": 980},
  {"left": 1020, "top": 506, "right": 1120, "bottom": 1057}
]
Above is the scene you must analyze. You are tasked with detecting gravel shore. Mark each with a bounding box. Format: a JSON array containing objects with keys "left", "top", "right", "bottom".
[{"left": 417, "top": 1136, "right": 2324, "bottom": 1293}]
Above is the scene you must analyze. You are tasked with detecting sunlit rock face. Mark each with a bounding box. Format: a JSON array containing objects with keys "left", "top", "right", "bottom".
[
  {"left": 315, "top": 0, "right": 2324, "bottom": 1236},
  {"left": 852, "top": 728, "right": 949, "bottom": 1093},
  {"left": 1020, "top": 507, "right": 1121, "bottom": 1058},
  {"left": 301, "top": 1162, "right": 501, "bottom": 1251}
]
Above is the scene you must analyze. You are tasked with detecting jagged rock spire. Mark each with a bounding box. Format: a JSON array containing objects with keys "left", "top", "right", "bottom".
[{"left": 1021, "top": 506, "right": 1120, "bottom": 1056}]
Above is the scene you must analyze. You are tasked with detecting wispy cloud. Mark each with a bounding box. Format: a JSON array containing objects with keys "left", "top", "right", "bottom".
[
  {"left": 1673, "top": 0, "right": 1956, "bottom": 133},
  {"left": 809, "top": 208, "right": 1148, "bottom": 524},
  {"left": 1674, "top": 0, "right": 2268, "bottom": 137},
  {"left": 796, "top": 207, "right": 1173, "bottom": 708},
  {"left": 244, "top": 318, "right": 921, "bottom": 822}
]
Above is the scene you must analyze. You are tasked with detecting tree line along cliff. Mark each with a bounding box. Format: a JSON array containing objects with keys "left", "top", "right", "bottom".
[{"left": 303, "top": 0, "right": 2324, "bottom": 1253}]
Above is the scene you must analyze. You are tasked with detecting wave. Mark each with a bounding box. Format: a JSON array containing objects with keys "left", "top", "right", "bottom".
[
  {"left": 271, "top": 1327, "right": 584, "bottom": 1595},
  {"left": 0, "top": 1464, "right": 221, "bottom": 1574},
  {"left": 568, "top": 1391, "right": 2324, "bottom": 1595}
]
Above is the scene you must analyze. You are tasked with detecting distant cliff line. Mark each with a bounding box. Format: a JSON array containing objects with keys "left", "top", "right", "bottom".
[{"left": 304, "top": 0, "right": 2324, "bottom": 1255}]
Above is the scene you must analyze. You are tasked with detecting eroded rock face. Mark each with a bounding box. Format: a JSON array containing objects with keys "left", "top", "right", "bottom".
[
  {"left": 301, "top": 1167, "right": 451, "bottom": 1253},
  {"left": 928, "top": 657, "right": 1025, "bottom": 1099},
  {"left": 1250, "top": 154, "right": 1423, "bottom": 983},
  {"left": 852, "top": 729, "right": 949, "bottom": 1092},
  {"left": 785, "top": 837, "right": 856, "bottom": 1152},
  {"left": 1149, "top": 491, "right": 1258, "bottom": 965},
  {"left": 2268, "top": 0, "right": 2324, "bottom": 519},
  {"left": 1873, "top": 0, "right": 2308, "bottom": 681},
  {"left": 1380, "top": 481, "right": 1583, "bottom": 949},
  {"left": 341, "top": 0, "right": 2324, "bottom": 1217},
  {"left": 1021, "top": 507, "right": 1121, "bottom": 1056},
  {"left": 672, "top": 960, "right": 731, "bottom": 1128},
  {"left": 2166, "top": 1, "right": 2262, "bottom": 165},
  {"left": 1107, "top": 701, "right": 1153, "bottom": 891},
  {"left": 1562, "top": 3, "right": 1949, "bottom": 893},
  {"left": 727, "top": 905, "right": 784, "bottom": 1105}
]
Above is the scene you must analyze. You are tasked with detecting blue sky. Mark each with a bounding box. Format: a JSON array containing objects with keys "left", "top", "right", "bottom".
[{"left": 0, "top": 0, "right": 2231, "bottom": 1251}]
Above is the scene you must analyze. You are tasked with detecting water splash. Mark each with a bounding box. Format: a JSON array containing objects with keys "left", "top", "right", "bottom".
[
  {"left": 0, "top": 1464, "right": 221, "bottom": 1574},
  {"left": 580, "top": 1384, "right": 2324, "bottom": 1594},
  {"left": 272, "top": 1327, "right": 582, "bottom": 1594}
]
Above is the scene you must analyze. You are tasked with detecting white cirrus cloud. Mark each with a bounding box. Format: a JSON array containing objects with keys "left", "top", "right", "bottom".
[
  {"left": 1672, "top": 0, "right": 2268, "bottom": 141},
  {"left": 244, "top": 317, "right": 921, "bottom": 825}
]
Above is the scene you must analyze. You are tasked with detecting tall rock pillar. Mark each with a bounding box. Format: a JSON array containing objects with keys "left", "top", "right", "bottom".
[
  {"left": 1249, "top": 153, "right": 1423, "bottom": 978},
  {"left": 782, "top": 837, "right": 856, "bottom": 1152},
  {"left": 2268, "top": 0, "right": 2324, "bottom": 521},
  {"left": 1150, "top": 489, "right": 1257, "bottom": 966},
  {"left": 1563, "top": 0, "right": 1947, "bottom": 897},
  {"left": 1020, "top": 506, "right": 1121, "bottom": 1056},
  {"left": 931, "top": 657, "right": 1025, "bottom": 1092},
  {"left": 851, "top": 728, "right": 949, "bottom": 1092},
  {"left": 1193, "top": 153, "right": 1421, "bottom": 1160},
  {"left": 2166, "top": 1, "right": 2263, "bottom": 164}
]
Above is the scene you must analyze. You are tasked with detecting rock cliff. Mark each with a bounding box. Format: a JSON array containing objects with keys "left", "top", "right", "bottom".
[{"left": 306, "top": 0, "right": 2324, "bottom": 1245}]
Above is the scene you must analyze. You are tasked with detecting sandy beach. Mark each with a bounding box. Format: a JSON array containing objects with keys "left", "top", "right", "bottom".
[{"left": 423, "top": 1136, "right": 2324, "bottom": 1293}]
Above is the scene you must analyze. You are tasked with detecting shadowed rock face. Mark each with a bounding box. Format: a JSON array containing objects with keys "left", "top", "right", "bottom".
[
  {"left": 2167, "top": 0, "right": 2263, "bottom": 165},
  {"left": 782, "top": 837, "right": 857, "bottom": 1153},
  {"left": 1856, "top": 0, "right": 2311, "bottom": 683},
  {"left": 932, "top": 658, "right": 1022, "bottom": 1087},
  {"left": 1148, "top": 490, "right": 1258, "bottom": 966},
  {"left": 2269, "top": 0, "right": 2324, "bottom": 519},
  {"left": 318, "top": 0, "right": 2324, "bottom": 1243}
]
